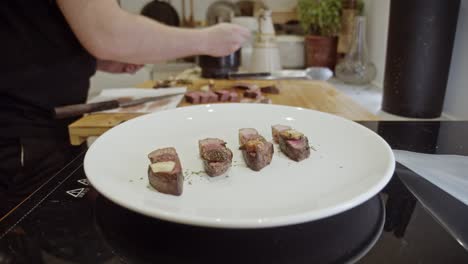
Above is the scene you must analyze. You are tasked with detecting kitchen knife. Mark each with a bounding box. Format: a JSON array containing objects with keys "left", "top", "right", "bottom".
[
  {"left": 227, "top": 72, "right": 271, "bottom": 79},
  {"left": 53, "top": 93, "right": 184, "bottom": 119}
]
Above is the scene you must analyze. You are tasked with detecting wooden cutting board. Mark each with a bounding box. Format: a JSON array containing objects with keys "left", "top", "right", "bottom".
[{"left": 68, "top": 79, "right": 378, "bottom": 145}]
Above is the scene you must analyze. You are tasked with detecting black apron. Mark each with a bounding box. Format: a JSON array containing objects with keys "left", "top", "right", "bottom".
[{"left": 0, "top": 0, "right": 96, "bottom": 215}]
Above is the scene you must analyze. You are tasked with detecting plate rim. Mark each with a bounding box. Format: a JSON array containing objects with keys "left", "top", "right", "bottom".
[{"left": 84, "top": 104, "right": 395, "bottom": 229}]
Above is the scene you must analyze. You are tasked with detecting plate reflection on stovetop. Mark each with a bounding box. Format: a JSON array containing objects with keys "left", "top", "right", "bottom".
[{"left": 93, "top": 195, "right": 384, "bottom": 264}]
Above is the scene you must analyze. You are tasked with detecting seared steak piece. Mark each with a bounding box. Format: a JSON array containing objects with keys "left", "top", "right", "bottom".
[
  {"left": 260, "top": 85, "right": 280, "bottom": 94},
  {"left": 199, "top": 138, "right": 233, "bottom": 177},
  {"left": 206, "top": 91, "right": 218, "bottom": 103},
  {"left": 147, "top": 147, "right": 184, "bottom": 196},
  {"left": 199, "top": 92, "right": 211, "bottom": 104},
  {"left": 215, "top": 90, "right": 231, "bottom": 102},
  {"left": 239, "top": 128, "right": 259, "bottom": 144},
  {"left": 278, "top": 129, "right": 311, "bottom": 162},
  {"left": 272, "top": 124, "right": 292, "bottom": 143},
  {"left": 186, "top": 91, "right": 219, "bottom": 104},
  {"left": 185, "top": 92, "right": 201, "bottom": 104},
  {"left": 187, "top": 90, "right": 239, "bottom": 104},
  {"left": 229, "top": 92, "right": 239, "bottom": 102},
  {"left": 239, "top": 128, "right": 274, "bottom": 171},
  {"left": 243, "top": 89, "right": 262, "bottom": 99}
]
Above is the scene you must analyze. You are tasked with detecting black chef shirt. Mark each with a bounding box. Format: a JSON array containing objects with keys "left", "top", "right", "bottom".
[{"left": 0, "top": 0, "right": 97, "bottom": 139}]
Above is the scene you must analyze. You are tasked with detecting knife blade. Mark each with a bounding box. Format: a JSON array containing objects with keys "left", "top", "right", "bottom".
[
  {"left": 53, "top": 93, "right": 184, "bottom": 119},
  {"left": 227, "top": 72, "right": 271, "bottom": 79}
]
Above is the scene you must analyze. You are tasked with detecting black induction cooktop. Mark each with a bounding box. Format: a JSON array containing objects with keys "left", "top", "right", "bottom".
[{"left": 1, "top": 121, "right": 467, "bottom": 264}]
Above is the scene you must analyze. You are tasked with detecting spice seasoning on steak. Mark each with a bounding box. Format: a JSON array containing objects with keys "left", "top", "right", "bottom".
[
  {"left": 199, "top": 138, "right": 233, "bottom": 177},
  {"left": 202, "top": 149, "right": 230, "bottom": 162},
  {"left": 238, "top": 128, "right": 274, "bottom": 171},
  {"left": 147, "top": 147, "right": 184, "bottom": 196}
]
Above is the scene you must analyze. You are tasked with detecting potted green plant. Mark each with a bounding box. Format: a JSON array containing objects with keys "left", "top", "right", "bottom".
[{"left": 298, "top": 0, "right": 342, "bottom": 69}]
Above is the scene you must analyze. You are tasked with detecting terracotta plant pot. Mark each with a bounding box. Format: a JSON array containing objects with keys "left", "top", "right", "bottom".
[{"left": 305, "top": 35, "right": 338, "bottom": 70}]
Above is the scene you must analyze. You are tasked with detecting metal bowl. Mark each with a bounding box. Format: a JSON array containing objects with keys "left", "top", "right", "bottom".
[{"left": 305, "top": 67, "right": 334, "bottom": 81}]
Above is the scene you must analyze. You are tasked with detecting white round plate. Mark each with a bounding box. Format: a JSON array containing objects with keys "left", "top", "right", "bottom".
[{"left": 85, "top": 104, "right": 395, "bottom": 228}]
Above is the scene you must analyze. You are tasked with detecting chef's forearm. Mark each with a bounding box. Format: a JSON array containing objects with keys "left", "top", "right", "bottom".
[
  {"left": 57, "top": 0, "right": 208, "bottom": 63},
  {"left": 105, "top": 14, "right": 209, "bottom": 63}
]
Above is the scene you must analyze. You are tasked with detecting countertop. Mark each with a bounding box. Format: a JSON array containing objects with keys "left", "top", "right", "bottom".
[
  {"left": 149, "top": 64, "right": 453, "bottom": 121},
  {"left": 89, "top": 63, "right": 453, "bottom": 122},
  {"left": 328, "top": 79, "right": 453, "bottom": 121},
  {"left": 69, "top": 78, "right": 378, "bottom": 146}
]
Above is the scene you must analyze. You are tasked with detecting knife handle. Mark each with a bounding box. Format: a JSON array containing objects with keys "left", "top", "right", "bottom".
[{"left": 53, "top": 100, "right": 120, "bottom": 119}]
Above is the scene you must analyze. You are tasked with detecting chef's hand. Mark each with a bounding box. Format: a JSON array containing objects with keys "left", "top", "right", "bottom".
[
  {"left": 201, "top": 23, "right": 251, "bottom": 57},
  {"left": 97, "top": 60, "right": 144, "bottom": 74}
]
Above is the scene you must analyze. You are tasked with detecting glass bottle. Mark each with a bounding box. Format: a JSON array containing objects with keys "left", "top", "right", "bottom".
[
  {"left": 335, "top": 16, "right": 376, "bottom": 85},
  {"left": 337, "top": 0, "right": 358, "bottom": 57}
]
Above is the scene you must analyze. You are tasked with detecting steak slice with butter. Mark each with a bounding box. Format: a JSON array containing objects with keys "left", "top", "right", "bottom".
[
  {"left": 147, "top": 147, "right": 184, "bottom": 196},
  {"left": 278, "top": 129, "right": 311, "bottom": 162},
  {"left": 239, "top": 128, "right": 274, "bottom": 171},
  {"left": 272, "top": 124, "right": 292, "bottom": 143}
]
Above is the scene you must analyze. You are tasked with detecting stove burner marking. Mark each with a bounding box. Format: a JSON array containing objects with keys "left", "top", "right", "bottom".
[
  {"left": 78, "top": 179, "right": 89, "bottom": 186},
  {"left": 66, "top": 188, "right": 89, "bottom": 198},
  {"left": 0, "top": 158, "right": 84, "bottom": 240}
]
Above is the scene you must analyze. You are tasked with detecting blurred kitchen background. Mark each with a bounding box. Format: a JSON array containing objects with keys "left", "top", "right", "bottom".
[{"left": 89, "top": 0, "right": 468, "bottom": 120}]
